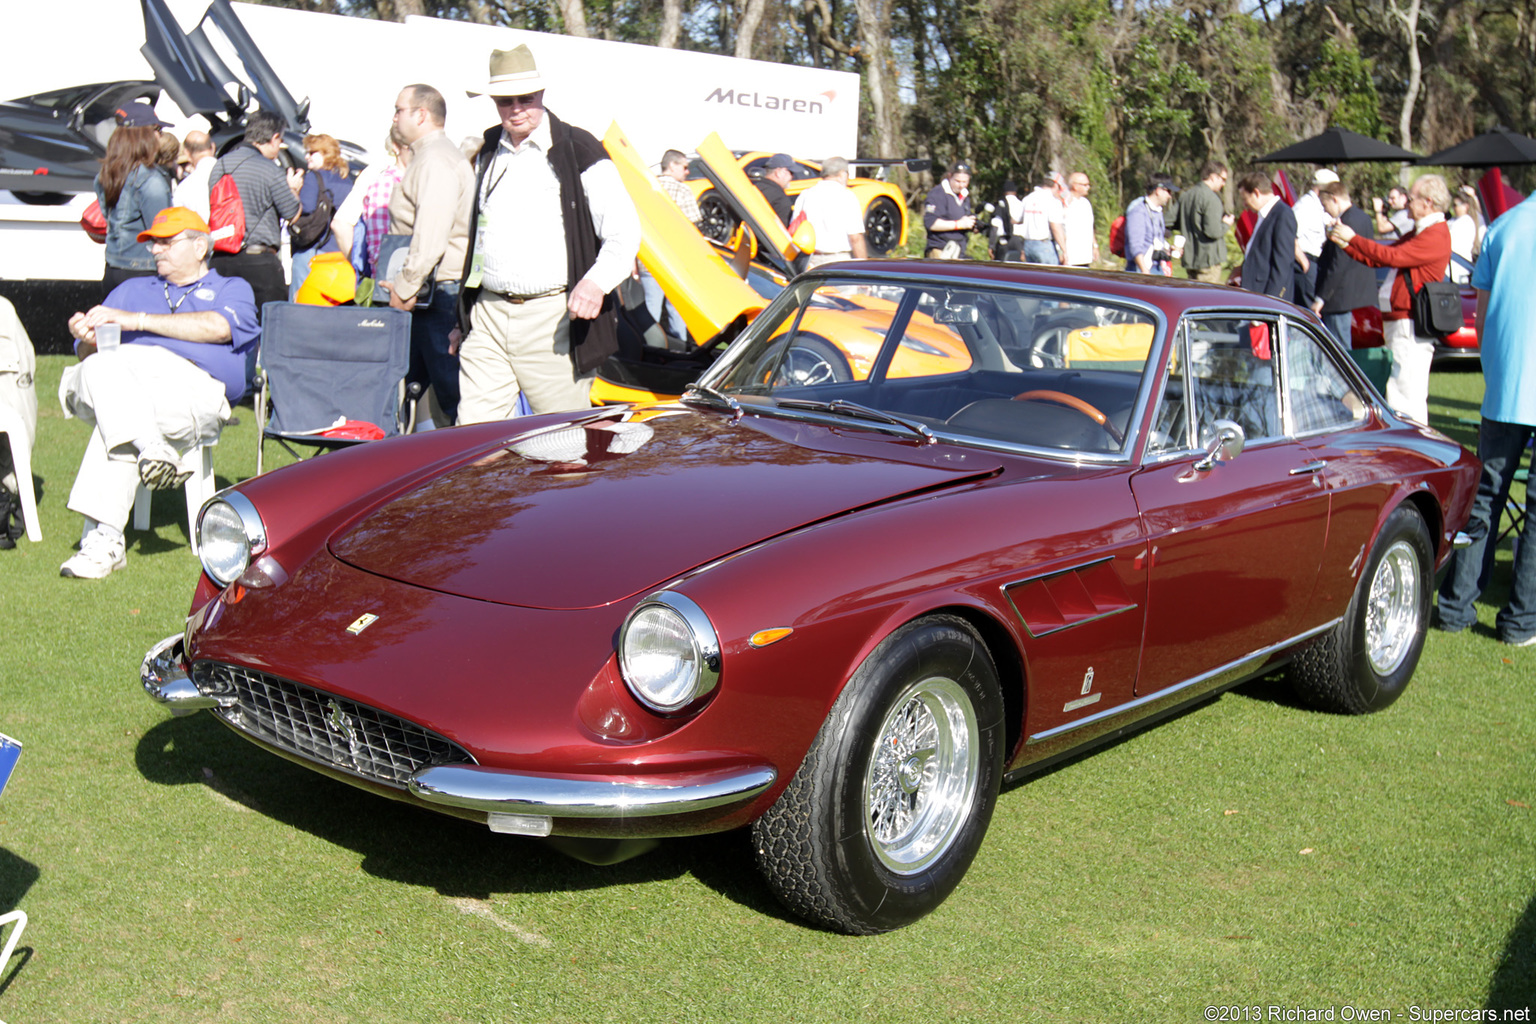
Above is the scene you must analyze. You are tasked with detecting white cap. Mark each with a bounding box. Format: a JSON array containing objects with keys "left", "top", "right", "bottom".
[{"left": 1313, "top": 168, "right": 1340, "bottom": 185}]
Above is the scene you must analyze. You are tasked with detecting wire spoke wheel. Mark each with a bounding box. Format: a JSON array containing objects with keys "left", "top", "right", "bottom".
[
  {"left": 863, "top": 677, "right": 979, "bottom": 874},
  {"left": 751, "top": 615, "right": 1003, "bottom": 933},
  {"left": 1364, "top": 539, "right": 1421, "bottom": 676}
]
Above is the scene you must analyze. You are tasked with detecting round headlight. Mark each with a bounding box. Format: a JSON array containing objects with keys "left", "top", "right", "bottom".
[
  {"left": 619, "top": 591, "right": 721, "bottom": 713},
  {"left": 197, "top": 493, "right": 265, "bottom": 587}
]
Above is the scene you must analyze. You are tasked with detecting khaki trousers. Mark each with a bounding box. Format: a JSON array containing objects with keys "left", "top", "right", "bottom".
[
  {"left": 59, "top": 345, "right": 229, "bottom": 529},
  {"left": 457, "top": 292, "right": 593, "bottom": 423}
]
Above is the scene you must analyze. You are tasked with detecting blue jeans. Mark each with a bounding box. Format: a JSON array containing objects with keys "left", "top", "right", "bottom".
[
  {"left": 407, "top": 280, "right": 462, "bottom": 426},
  {"left": 1022, "top": 239, "right": 1059, "bottom": 265},
  {"left": 639, "top": 266, "right": 685, "bottom": 340},
  {"left": 1321, "top": 311, "right": 1353, "bottom": 349},
  {"left": 1437, "top": 418, "right": 1536, "bottom": 641}
]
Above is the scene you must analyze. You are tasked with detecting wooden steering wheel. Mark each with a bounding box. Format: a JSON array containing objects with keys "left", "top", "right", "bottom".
[{"left": 1012, "top": 389, "right": 1124, "bottom": 446}]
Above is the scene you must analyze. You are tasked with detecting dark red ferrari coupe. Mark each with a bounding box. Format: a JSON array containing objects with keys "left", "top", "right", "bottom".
[{"left": 141, "top": 262, "right": 1478, "bottom": 934}]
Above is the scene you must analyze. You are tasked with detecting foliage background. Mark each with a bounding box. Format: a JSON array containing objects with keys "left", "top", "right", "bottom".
[{"left": 245, "top": 0, "right": 1536, "bottom": 232}]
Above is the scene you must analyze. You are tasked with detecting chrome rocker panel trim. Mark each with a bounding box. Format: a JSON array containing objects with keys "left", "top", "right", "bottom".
[{"left": 408, "top": 763, "right": 778, "bottom": 820}]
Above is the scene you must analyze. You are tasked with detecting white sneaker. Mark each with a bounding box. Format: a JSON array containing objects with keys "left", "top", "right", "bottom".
[
  {"left": 60, "top": 528, "right": 127, "bottom": 579},
  {"left": 137, "top": 442, "right": 191, "bottom": 491}
]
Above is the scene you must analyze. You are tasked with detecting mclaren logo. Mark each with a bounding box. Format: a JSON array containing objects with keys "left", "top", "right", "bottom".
[{"left": 704, "top": 87, "right": 832, "bottom": 115}]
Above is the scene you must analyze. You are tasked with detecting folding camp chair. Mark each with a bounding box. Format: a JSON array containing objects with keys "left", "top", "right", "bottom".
[
  {"left": 1497, "top": 466, "right": 1528, "bottom": 546},
  {"left": 253, "top": 303, "right": 413, "bottom": 475}
]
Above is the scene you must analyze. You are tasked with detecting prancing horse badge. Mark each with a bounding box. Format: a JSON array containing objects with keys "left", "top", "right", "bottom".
[{"left": 346, "top": 613, "right": 379, "bottom": 635}]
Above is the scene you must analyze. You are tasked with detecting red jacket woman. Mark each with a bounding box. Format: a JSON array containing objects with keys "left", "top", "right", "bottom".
[{"left": 1329, "top": 174, "right": 1454, "bottom": 423}]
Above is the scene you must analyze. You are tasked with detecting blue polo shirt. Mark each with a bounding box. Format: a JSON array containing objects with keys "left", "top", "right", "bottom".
[
  {"left": 1470, "top": 193, "right": 1536, "bottom": 426},
  {"left": 105, "top": 269, "right": 259, "bottom": 402}
]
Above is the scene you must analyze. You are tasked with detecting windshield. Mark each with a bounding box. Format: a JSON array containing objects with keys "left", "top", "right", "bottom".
[{"left": 700, "top": 275, "right": 1161, "bottom": 456}]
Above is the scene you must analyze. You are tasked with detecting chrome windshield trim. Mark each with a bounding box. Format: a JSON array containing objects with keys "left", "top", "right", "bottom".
[
  {"left": 408, "top": 763, "right": 778, "bottom": 819},
  {"left": 1025, "top": 618, "right": 1342, "bottom": 745},
  {"left": 695, "top": 267, "right": 1172, "bottom": 462}
]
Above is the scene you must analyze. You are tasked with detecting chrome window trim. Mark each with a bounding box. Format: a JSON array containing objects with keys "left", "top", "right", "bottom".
[
  {"left": 1278, "top": 314, "right": 1375, "bottom": 439},
  {"left": 700, "top": 269, "right": 1174, "bottom": 465}
]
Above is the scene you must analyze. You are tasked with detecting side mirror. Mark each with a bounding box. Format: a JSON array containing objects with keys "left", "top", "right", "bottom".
[
  {"left": 789, "top": 220, "right": 817, "bottom": 257},
  {"left": 1193, "top": 419, "right": 1245, "bottom": 472}
]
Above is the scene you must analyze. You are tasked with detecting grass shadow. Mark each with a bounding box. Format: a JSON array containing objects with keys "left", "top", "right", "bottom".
[
  {"left": 1487, "top": 888, "right": 1536, "bottom": 1012},
  {"left": 132, "top": 714, "right": 781, "bottom": 916},
  {"left": 0, "top": 847, "right": 39, "bottom": 998}
]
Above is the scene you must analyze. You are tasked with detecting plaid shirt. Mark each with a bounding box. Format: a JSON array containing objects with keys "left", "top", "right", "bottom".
[
  {"left": 657, "top": 173, "right": 702, "bottom": 225},
  {"left": 361, "top": 164, "right": 405, "bottom": 275}
]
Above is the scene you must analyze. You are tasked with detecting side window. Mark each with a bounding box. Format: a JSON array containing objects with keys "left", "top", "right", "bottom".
[
  {"left": 1185, "top": 316, "right": 1281, "bottom": 446},
  {"left": 1284, "top": 322, "right": 1368, "bottom": 434}
]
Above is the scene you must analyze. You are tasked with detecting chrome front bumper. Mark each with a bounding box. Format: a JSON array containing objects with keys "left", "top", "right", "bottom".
[
  {"left": 141, "top": 634, "right": 231, "bottom": 716},
  {"left": 408, "top": 763, "right": 778, "bottom": 835},
  {"left": 141, "top": 633, "right": 778, "bottom": 836}
]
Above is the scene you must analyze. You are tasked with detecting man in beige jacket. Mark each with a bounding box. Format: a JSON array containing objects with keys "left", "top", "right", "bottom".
[{"left": 386, "top": 83, "right": 475, "bottom": 427}]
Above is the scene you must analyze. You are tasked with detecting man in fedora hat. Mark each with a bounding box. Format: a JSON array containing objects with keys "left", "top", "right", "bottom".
[
  {"left": 456, "top": 44, "right": 640, "bottom": 423},
  {"left": 387, "top": 82, "right": 476, "bottom": 427}
]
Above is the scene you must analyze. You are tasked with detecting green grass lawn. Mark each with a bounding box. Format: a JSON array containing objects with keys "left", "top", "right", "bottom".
[{"left": 1, "top": 356, "right": 1530, "bottom": 1023}]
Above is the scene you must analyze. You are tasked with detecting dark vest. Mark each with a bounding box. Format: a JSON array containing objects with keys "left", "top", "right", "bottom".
[{"left": 458, "top": 111, "right": 618, "bottom": 375}]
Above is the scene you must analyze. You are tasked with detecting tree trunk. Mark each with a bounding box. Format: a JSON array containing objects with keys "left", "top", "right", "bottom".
[
  {"left": 736, "top": 0, "right": 769, "bottom": 58},
  {"left": 853, "top": 0, "right": 896, "bottom": 156},
  {"left": 659, "top": 0, "right": 684, "bottom": 48},
  {"left": 556, "top": 0, "right": 591, "bottom": 36},
  {"left": 1393, "top": 0, "right": 1422, "bottom": 151}
]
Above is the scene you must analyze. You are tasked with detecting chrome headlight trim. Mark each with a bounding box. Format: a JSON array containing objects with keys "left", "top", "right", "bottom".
[
  {"left": 619, "top": 590, "right": 721, "bottom": 714},
  {"left": 197, "top": 491, "right": 266, "bottom": 587}
]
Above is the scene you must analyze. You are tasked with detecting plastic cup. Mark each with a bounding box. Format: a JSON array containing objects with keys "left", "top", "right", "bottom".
[
  {"left": 1172, "top": 234, "right": 1186, "bottom": 249},
  {"left": 95, "top": 323, "right": 121, "bottom": 351}
]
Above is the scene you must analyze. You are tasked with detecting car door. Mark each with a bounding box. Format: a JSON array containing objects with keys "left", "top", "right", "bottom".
[
  {"left": 1279, "top": 317, "right": 1390, "bottom": 622},
  {"left": 1129, "top": 313, "right": 1331, "bottom": 697}
]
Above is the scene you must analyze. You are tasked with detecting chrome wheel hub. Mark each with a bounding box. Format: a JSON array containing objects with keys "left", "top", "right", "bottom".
[
  {"left": 1365, "top": 539, "right": 1421, "bottom": 676},
  {"left": 864, "top": 677, "right": 979, "bottom": 874}
]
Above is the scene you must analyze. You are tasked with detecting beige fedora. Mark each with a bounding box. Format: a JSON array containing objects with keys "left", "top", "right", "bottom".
[{"left": 470, "top": 45, "right": 548, "bottom": 97}]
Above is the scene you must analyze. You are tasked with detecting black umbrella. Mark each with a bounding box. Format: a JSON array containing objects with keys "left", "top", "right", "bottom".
[
  {"left": 1256, "top": 126, "right": 1422, "bottom": 163},
  {"left": 1417, "top": 125, "right": 1536, "bottom": 166}
]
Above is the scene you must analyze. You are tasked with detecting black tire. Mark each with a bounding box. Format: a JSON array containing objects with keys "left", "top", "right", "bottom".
[
  {"left": 697, "top": 190, "right": 738, "bottom": 244},
  {"left": 8, "top": 191, "right": 71, "bottom": 206},
  {"left": 752, "top": 616, "right": 1005, "bottom": 934},
  {"left": 774, "top": 334, "right": 852, "bottom": 387},
  {"left": 1289, "top": 504, "right": 1433, "bottom": 714},
  {"left": 863, "top": 196, "right": 903, "bottom": 255}
]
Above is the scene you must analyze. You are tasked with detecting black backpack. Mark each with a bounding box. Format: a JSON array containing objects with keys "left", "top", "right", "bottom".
[
  {"left": 288, "top": 171, "right": 335, "bottom": 252},
  {"left": 0, "top": 487, "right": 23, "bottom": 550}
]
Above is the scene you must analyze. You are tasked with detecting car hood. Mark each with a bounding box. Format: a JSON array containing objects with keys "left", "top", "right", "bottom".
[{"left": 328, "top": 410, "right": 998, "bottom": 610}]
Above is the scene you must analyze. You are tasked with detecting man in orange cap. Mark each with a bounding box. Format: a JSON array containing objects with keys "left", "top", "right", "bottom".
[{"left": 58, "top": 206, "right": 257, "bottom": 578}]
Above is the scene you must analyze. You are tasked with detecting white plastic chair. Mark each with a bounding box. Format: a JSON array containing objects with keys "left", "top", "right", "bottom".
[
  {"left": 132, "top": 441, "right": 215, "bottom": 554},
  {"left": 0, "top": 909, "right": 23, "bottom": 973},
  {"left": 0, "top": 402, "right": 41, "bottom": 543}
]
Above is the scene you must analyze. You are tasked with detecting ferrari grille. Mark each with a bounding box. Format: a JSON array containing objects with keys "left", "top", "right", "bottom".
[{"left": 200, "top": 662, "right": 474, "bottom": 787}]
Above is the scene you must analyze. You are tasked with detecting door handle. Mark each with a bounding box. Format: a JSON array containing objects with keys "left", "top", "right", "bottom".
[{"left": 1289, "top": 460, "right": 1328, "bottom": 476}]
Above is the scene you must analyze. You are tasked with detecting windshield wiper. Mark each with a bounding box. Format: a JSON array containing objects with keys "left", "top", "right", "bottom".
[
  {"left": 774, "top": 397, "right": 936, "bottom": 444},
  {"left": 681, "top": 383, "right": 742, "bottom": 418}
]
